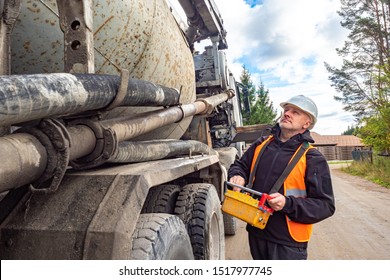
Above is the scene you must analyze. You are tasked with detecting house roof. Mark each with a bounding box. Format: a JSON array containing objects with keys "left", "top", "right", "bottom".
[{"left": 310, "top": 132, "right": 365, "bottom": 147}]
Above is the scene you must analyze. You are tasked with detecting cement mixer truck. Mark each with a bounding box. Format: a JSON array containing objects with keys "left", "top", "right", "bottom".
[{"left": 0, "top": 0, "right": 250, "bottom": 260}]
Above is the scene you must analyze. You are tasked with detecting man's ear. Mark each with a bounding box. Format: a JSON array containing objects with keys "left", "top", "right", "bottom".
[{"left": 302, "top": 119, "right": 311, "bottom": 130}]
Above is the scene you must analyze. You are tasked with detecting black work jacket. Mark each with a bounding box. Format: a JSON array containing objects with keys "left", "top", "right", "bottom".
[{"left": 228, "top": 125, "right": 335, "bottom": 247}]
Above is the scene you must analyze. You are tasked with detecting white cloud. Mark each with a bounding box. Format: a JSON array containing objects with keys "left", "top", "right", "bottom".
[
  {"left": 170, "top": 0, "right": 355, "bottom": 134},
  {"left": 212, "top": 0, "right": 354, "bottom": 135}
]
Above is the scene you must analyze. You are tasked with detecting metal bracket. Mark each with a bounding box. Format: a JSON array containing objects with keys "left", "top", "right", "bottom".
[
  {"left": 0, "top": 0, "right": 22, "bottom": 75},
  {"left": 196, "top": 98, "right": 214, "bottom": 115},
  {"left": 226, "top": 88, "right": 235, "bottom": 99},
  {"left": 56, "top": 0, "right": 94, "bottom": 73},
  {"left": 104, "top": 69, "right": 130, "bottom": 111},
  {"left": 69, "top": 119, "right": 117, "bottom": 170},
  {"left": 16, "top": 119, "right": 71, "bottom": 194},
  {"left": 174, "top": 105, "right": 185, "bottom": 123}
]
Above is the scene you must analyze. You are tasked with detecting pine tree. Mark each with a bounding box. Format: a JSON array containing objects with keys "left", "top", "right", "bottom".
[
  {"left": 239, "top": 65, "right": 256, "bottom": 124},
  {"left": 246, "top": 82, "right": 277, "bottom": 125},
  {"left": 325, "top": 0, "right": 390, "bottom": 118},
  {"left": 342, "top": 125, "right": 358, "bottom": 135},
  {"left": 239, "top": 66, "right": 277, "bottom": 125},
  {"left": 325, "top": 0, "right": 390, "bottom": 152}
]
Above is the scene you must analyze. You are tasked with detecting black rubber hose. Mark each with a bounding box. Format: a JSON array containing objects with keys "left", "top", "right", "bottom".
[{"left": 0, "top": 73, "right": 180, "bottom": 126}]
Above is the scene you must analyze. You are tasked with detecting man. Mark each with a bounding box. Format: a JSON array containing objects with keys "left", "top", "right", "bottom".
[{"left": 228, "top": 95, "right": 335, "bottom": 260}]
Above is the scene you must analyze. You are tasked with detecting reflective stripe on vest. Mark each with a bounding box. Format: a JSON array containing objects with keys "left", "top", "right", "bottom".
[{"left": 250, "top": 135, "right": 314, "bottom": 242}]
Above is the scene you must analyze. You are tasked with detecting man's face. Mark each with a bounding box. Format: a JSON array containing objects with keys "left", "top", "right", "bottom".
[{"left": 279, "top": 105, "right": 312, "bottom": 132}]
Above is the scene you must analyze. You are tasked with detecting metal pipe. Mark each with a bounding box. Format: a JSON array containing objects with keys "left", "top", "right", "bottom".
[
  {"left": 99, "top": 102, "right": 204, "bottom": 142},
  {"left": 0, "top": 127, "right": 96, "bottom": 193},
  {"left": 99, "top": 99, "right": 209, "bottom": 142},
  {"left": 100, "top": 91, "right": 230, "bottom": 142},
  {"left": 178, "top": 0, "right": 208, "bottom": 43},
  {"left": 0, "top": 133, "right": 47, "bottom": 191},
  {"left": 178, "top": 0, "right": 197, "bottom": 18},
  {"left": 200, "top": 92, "right": 232, "bottom": 110},
  {"left": 0, "top": 73, "right": 180, "bottom": 126},
  {"left": 109, "top": 139, "right": 212, "bottom": 163},
  {"left": 67, "top": 125, "right": 96, "bottom": 159},
  {"left": 0, "top": 92, "right": 230, "bottom": 193}
]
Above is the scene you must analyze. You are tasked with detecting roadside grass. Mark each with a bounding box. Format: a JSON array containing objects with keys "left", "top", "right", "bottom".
[{"left": 341, "top": 156, "right": 390, "bottom": 188}]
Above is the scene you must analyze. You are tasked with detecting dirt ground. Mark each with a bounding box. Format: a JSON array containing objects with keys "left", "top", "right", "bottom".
[{"left": 225, "top": 164, "right": 390, "bottom": 260}]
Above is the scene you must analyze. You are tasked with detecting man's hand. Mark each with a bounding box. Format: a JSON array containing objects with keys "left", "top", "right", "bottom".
[
  {"left": 267, "top": 192, "right": 286, "bottom": 211},
  {"left": 229, "top": 175, "right": 245, "bottom": 191}
]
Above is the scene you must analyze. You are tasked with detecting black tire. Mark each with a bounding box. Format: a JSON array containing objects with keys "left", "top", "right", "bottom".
[
  {"left": 174, "top": 183, "right": 225, "bottom": 260},
  {"left": 141, "top": 184, "right": 180, "bottom": 214},
  {"left": 131, "top": 213, "right": 194, "bottom": 260},
  {"left": 223, "top": 213, "right": 237, "bottom": 235}
]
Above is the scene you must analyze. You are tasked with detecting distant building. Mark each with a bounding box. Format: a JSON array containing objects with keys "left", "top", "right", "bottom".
[
  {"left": 233, "top": 126, "right": 367, "bottom": 161},
  {"left": 311, "top": 132, "right": 367, "bottom": 161}
]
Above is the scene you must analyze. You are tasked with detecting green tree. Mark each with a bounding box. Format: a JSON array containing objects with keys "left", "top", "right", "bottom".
[
  {"left": 368, "top": 63, "right": 390, "bottom": 153},
  {"left": 246, "top": 82, "right": 277, "bottom": 125},
  {"left": 239, "top": 65, "right": 256, "bottom": 123},
  {"left": 325, "top": 0, "right": 390, "bottom": 152},
  {"left": 357, "top": 110, "right": 390, "bottom": 153},
  {"left": 325, "top": 0, "right": 390, "bottom": 117},
  {"left": 239, "top": 66, "right": 277, "bottom": 125},
  {"left": 342, "top": 124, "right": 358, "bottom": 135}
]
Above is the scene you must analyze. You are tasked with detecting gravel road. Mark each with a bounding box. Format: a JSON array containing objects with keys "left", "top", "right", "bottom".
[{"left": 225, "top": 164, "right": 390, "bottom": 260}]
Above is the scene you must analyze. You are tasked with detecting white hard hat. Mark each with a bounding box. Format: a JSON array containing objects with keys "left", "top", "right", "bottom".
[{"left": 280, "top": 95, "right": 318, "bottom": 130}]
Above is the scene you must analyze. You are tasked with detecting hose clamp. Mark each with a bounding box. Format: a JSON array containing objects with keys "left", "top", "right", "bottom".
[
  {"left": 69, "top": 119, "right": 117, "bottom": 170},
  {"left": 104, "top": 68, "right": 129, "bottom": 111},
  {"left": 16, "top": 119, "right": 71, "bottom": 194},
  {"left": 196, "top": 98, "right": 214, "bottom": 115}
]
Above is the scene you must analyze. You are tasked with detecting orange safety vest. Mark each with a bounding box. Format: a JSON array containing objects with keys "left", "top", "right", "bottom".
[{"left": 250, "top": 135, "right": 314, "bottom": 242}]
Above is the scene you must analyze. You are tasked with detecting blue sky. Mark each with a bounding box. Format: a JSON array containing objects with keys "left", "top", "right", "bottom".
[
  {"left": 171, "top": 0, "right": 355, "bottom": 135},
  {"left": 214, "top": 0, "right": 354, "bottom": 135},
  {"left": 210, "top": 0, "right": 355, "bottom": 135},
  {"left": 244, "top": 0, "right": 264, "bottom": 7}
]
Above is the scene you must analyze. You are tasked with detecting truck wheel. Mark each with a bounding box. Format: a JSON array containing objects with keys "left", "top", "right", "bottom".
[
  {"left": 141, "top": 184, "right": 180, "bottom": 214},
  {"left": 174, "top": 183, "right": 225, "bottom": 260},
  {"left": 131, "top": 213, "right": 194, "bottom": 260},
  {"left": 223, "top": 213, "right": 237, "bottom": 235}
]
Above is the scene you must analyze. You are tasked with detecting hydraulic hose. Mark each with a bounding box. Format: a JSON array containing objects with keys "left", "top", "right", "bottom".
[{"left": 0, "top": 73, "right": 180, "bottom": 126}]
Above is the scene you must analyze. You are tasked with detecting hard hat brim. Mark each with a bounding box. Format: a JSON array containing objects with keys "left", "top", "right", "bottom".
[{"left": 280, "top": 102, "right": 316, "bottom": 129}]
